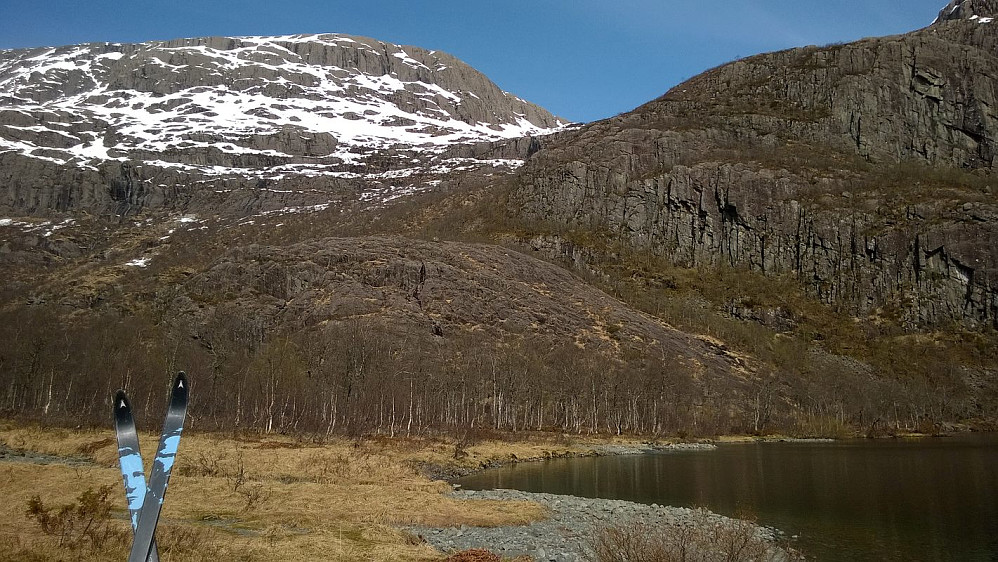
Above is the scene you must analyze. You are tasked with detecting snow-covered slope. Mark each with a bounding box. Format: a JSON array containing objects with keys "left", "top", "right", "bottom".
[{"left": 0, "top": 34, "right": 567, "bottom": 180}]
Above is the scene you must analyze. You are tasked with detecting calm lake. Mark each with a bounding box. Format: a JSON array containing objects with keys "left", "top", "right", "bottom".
[{"left": 455, "top": 434, "right": 998, "bottom": 561}]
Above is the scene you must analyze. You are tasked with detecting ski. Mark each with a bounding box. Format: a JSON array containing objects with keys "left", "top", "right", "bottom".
[
  {"left": 113, "top": 390, "right": 160, "bottom": 562},
  {"left": 127, "top": 372, "right": 189, "bottom": 562}
]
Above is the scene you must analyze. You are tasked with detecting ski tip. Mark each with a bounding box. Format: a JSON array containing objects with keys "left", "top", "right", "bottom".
[
  {"left": 174, "top": 371, "right": 188, "bottom": 392},
  {"left": 114, "top": 390, "right": 130, "bottom": 412}
]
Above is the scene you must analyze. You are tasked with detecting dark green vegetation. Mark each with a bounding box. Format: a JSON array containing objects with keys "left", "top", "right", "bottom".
[{"left": 2, "top": 8, "right": 997, "bottom": 439}]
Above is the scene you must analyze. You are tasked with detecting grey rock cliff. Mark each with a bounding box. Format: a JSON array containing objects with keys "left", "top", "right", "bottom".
[
  {"left": 936, "top": 0, "right": 998, "bottom": 22},
  {"left": 509, "top": 14, "right": 998, "bottom": 330}
]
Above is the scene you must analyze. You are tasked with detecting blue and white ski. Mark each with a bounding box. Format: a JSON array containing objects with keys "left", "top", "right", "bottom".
[
  {"left": 117, "top": 372, "right": 189, "bottom": 562},
  {"left": 113, "top": 390, "right": 160, "bottom": 562}
]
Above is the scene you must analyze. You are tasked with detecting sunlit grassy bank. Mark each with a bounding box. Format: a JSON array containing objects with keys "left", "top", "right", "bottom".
[{"left": 0, "top": 423, "right": 666, "bottom": 561}]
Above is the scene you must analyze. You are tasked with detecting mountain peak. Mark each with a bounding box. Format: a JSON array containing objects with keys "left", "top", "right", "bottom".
[
  {"left": 934, "top": 0, "right": 998, "bottom": 24},
  {"left": 0, "top": 33, "right": 566, "bottom": 182}
]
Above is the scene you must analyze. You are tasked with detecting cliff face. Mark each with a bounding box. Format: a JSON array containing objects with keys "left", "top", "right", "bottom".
[{"left": 510, "top": 11, "right": 998, "bottom": 330}]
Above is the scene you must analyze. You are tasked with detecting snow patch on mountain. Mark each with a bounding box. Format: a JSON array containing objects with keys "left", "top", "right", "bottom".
[{"left": 0, "top": 33, "right": 567, "bottom": 180}]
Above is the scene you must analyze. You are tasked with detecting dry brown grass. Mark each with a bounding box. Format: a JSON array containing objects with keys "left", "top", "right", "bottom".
[
  {"left": 0, "top": 423, "right": 626, "bottom": 561},
  {"left": 442, "top": 549, "right": 501, "bottom": 561},
  {"left": 586, "top": 509, "right": 800, "bottom": 562}
]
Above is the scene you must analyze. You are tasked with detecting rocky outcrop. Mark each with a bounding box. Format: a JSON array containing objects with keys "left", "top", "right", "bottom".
[
  {"left": 173, "top": 236, "right": 734, "bottom": 363},
  {"left": 510, "top": 13, "right": 998, "bottom": 329},
  {"left": 936, "top": 0, "right": 998, "bottom": 22},
  {"left": 639, "top": 21, "right": 997, "bottom": 170}
]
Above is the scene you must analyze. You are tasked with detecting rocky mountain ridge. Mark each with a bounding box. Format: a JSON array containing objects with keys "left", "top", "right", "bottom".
[
  {"left": 0, "top": 33, "right": 566, "bottom": 215},
  {"left": 506, "top": 5, "right": 997, "bottom": 330},
  {"left": 936, "top": 0, "right": 998, "bottom": 23}
]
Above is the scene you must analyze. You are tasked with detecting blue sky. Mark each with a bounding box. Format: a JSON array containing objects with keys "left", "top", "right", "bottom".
[{"left": 0, "top": 0, "right": 948, "bottom": 123}]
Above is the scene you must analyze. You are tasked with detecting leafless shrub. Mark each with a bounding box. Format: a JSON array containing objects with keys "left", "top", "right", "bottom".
[
  {"left": 179, "top": 448, "right": 228, "bottom": 477},
  {"left": 25, "top": 485, "right": 128, "bottom": 552},
  {"left": 151, "top": 526, "right": 225, "bottom": 562},
  {"left": 586, "top": 509, "right": 800, "bottom": 562}
]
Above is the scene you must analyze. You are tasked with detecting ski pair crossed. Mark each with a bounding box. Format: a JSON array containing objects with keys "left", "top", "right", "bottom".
[{"left": 113, "top": 372, "right": 189, "bottom": 562}]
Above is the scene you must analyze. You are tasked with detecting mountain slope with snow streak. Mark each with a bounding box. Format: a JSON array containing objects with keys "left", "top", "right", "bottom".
[{"left": 0, "top": 34, "right": 567, "bottom": 181}]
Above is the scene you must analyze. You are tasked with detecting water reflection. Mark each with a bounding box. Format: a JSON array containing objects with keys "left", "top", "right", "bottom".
[{"left": 455, "top": 435, "right": 998, "bottom": 561}]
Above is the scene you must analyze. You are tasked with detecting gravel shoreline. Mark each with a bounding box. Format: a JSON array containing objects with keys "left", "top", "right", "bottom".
[
  {"left": 406, "top": 489, "right": 794, "bottom": 562},
  {"left": 407, "top": 443, "right": 802, "bottom": 561}
]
